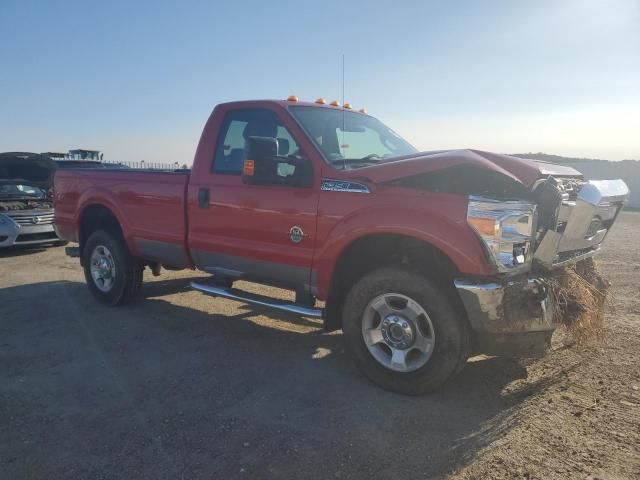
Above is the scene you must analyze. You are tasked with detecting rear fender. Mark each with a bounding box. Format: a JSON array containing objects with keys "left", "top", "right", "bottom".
[{"left": 76, "top": 187, "right": 135, "bottom": 254}]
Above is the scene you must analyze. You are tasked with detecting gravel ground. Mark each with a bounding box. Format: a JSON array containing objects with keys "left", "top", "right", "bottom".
[{"left": 1, "top": 212, "right": 639, "bottom": 479}]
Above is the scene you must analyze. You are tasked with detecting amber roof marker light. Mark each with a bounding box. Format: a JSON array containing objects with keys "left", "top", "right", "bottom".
[
  {"left": 343, "top": 103, "right": 352, "bottom": 110},
  {"left": 315, "top": 98, "right": 327, "bottom": 104},
  {"left": 330, "top": 100, "right": 341, "bottom": 107},
  {"left": 358, "top": 108, "right": 368, "bottom": 114},
  {"left": 287, "top": 95, "right": 298, "bottom": 102}
]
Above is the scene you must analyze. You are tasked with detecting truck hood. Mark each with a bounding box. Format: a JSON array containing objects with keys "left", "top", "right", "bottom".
[
  {"left": 0, "top": 152, "right": 56, "bottom": 189},
  {"left": 347, "top": 149, "right": 581, "bottom": 188}
]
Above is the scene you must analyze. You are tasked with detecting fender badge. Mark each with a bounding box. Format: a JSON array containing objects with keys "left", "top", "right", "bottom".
[{"left": 289, "top": 226, "right": 304, "bottom": 244}]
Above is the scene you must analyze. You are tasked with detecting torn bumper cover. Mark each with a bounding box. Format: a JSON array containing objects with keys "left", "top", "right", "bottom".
[
  {"left": 455, "top": 276, "right": 555, "bottom": 355},
  {"left": 455, "top": 276, "right": 554, "bottom": 334}
]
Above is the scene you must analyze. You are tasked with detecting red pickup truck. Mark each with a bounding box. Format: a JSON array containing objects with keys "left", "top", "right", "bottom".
[{"left": 54, "top": 98, "right": 629, "bottom": 394}]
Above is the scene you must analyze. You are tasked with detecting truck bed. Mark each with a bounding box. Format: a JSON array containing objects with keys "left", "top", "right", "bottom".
[{"left": 54, "top": 168, "right": 191, "bottom": 268}]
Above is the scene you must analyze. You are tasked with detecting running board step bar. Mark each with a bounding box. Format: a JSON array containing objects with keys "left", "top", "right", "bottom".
[{"left": 190, "top": 282, "right": 324, "bottom": 318}]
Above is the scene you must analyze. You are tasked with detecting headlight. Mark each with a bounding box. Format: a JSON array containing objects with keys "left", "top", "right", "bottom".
[{"left": 467, "top": 196, "right": 537, "bottom": 273}]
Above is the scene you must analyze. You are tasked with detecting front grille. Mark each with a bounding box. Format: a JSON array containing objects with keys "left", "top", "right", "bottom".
[{"left": 6, "top": 210, "right": 55, "bottom": 226}]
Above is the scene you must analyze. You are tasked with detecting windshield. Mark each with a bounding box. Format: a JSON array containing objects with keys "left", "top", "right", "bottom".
[
  {"left": 0, "top": 184, "right": 47, "bottom": 199},
  {"left": 289, "top": 106, "right": 417, "bottom": 168}
]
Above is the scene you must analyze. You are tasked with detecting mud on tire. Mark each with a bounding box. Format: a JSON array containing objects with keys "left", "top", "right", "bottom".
[{"left": 342, "top": 267, "right": 469, "bottom": 395}]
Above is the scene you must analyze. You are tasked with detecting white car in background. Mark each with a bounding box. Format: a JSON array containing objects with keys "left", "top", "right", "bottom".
[{"left": 0, "top": 152, "right": 60, "bottom": 248}]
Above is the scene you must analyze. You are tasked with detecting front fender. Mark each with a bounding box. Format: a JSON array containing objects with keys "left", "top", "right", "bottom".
[{"left": 312, "top": 197, "right": 491, "bottom": 299}]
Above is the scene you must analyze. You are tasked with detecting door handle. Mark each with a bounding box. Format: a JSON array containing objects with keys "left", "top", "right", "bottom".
[{"left": 198, "top": 188, "right": 210, "bottom": 209}]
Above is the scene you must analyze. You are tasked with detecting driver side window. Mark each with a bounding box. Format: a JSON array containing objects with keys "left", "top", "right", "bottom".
[{"left": 212, "top": 109, "right": 300, "bottom": 175}]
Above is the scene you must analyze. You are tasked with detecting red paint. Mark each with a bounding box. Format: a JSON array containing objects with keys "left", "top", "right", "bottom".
[
  {"left": 54, "top": 170, "right": 189, "bottom": 262},
  {"left": 54, "top": 100, "right": 572, "bottom": 299}
]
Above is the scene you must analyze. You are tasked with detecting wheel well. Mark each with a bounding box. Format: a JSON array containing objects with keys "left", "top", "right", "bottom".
[
  {"left": 78, "top": 204, "right": 124, "bottom": 262},
  {"left": 324, "top": 234, "right": 465, "bottom": 331}
]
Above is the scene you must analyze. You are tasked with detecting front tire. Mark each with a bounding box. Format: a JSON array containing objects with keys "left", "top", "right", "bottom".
[
  {"left": 342, "top": 267, "right": 469, "bottom": 395},
  {"left": 83, "top": 230, "right": 143, "bottom": 306}
]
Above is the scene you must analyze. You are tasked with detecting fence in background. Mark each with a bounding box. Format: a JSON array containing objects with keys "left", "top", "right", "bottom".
[{"left": 102, "top": 160, "right": 188, "bottom": 170}]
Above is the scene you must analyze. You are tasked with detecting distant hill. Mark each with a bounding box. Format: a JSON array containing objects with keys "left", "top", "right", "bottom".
[
  {"left": 510, "top": 153, "right": 639, "bottom": 208},
  {"left": 511, "top": 152, "right": 639, "bottom": 164}
]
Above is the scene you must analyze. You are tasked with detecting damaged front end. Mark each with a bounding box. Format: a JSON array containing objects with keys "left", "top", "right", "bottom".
[
  {"left": 363, "top": 149, "right": 628, "bottom": 354},
  {"left": 454, "top": 174, "right": 629, "bottom": 355}
]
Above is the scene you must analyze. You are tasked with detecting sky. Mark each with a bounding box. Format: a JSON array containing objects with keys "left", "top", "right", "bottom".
[{"left": 1, "top": 0, "right": 638, "bottom": 164}]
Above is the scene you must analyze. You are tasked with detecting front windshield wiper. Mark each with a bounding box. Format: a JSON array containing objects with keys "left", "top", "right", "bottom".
[{"left": 330, "top": 155, "right": 383, "bottom": 166}]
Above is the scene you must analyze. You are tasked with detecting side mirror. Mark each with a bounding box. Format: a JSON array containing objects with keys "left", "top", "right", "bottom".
[
  {"left": 242, "top": 136, "right": 279, "bottom": 185},
  {"left": 242, "top": 136, "right": 313, "bottom": 187}
]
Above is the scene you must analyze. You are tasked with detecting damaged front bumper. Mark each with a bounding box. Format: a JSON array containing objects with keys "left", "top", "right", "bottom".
[
  {"left": 455, "top": 276, "right": 554, "bottom": 334},
  {"left": 455, "top": 275, "right": 555, "bottom": 355}
]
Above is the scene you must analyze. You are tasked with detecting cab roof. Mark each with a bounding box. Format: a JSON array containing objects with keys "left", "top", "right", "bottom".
[{"left": 216, "top": 99, "right": 371, "bottom": 115}]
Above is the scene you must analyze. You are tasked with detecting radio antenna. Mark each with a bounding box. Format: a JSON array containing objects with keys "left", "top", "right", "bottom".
[{"left": 342, "top": 54, "right": 346, "bottom": 170}]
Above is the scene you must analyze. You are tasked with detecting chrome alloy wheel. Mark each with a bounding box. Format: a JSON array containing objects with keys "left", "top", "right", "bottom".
[
  {"left": 90, "top": 245, "right": 116, "bottom": 292},
  {"left": 361, "top": 293, "right": 435, "bottom": 372}
]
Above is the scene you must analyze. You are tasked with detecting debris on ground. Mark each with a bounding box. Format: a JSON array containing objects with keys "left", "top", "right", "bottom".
[{"left": 548, "top": 257, "right": 611, "bottom": 343}]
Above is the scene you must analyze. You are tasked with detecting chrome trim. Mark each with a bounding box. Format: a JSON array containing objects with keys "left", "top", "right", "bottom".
[
  {"left": 534, "top": 178, "right": 629, "bottom": 269},
  {"left": 321, "top": 179, "right": 370, "bottom": 193},
  {"left": 5, "top": 209, "right": 55, "bottom": 226},
  {"left": 191, "top": 281, "right": 324, "bottom": 318}
]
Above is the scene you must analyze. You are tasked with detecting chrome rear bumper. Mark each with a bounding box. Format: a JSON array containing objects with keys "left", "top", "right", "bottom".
[{"left": 534, "top": 179, "right": 629, "bottom": 269}]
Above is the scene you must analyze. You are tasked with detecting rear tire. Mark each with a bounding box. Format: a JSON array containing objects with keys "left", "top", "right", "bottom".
[
  {"left": 342, "top": 267, "right": 469, "bottom": 395},
  {"left": 83, "top": 229, "right": 143, "bottom": 306}
]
